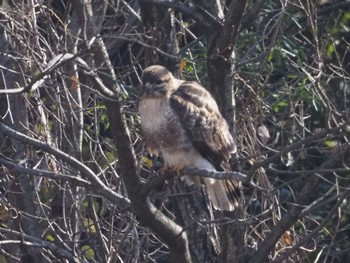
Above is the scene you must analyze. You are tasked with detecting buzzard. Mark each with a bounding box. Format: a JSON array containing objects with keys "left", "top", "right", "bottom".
[{"left": 138, "top": 65, "right": 240, "bottom": 211}]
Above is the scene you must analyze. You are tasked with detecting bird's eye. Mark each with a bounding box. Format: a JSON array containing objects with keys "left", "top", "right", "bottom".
[
  {"left": 155, "top": 79, "right": 162, "bottom": 85},
  {"left": 144, "top": 82, "right": 151, "bottom": 89}
]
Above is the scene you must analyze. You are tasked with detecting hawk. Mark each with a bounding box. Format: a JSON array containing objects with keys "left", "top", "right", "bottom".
[{"left": 138, "top": 65, "right": 240, "bottom": 211}]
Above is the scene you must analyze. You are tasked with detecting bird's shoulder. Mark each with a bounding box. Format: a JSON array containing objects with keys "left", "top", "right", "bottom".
[
  {"left": 170, "top": 80, "right": 219, "bottom": 114},
  {"left": 169, "top": 80, "right": 236, "bottom": 167}
]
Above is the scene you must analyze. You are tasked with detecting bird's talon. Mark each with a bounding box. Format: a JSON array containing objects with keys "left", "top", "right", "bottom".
[
  {"left": 174, "top": 164, "right": 185, "bottom": 176},
  {"left": 158, "top": 166, "right": 171, "bottom": 175},
  {"left": 158, "top": 165, "right": 184, "bottom": 176}
]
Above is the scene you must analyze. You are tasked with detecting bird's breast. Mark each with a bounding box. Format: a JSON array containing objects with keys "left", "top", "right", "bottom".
[
  {"left": 139, "top": 97, "right": 172, "bottom": 133},
  {"left": 139, "top": 96, "right": 215, "bottom": 170},
  {"left": 139, "top": 97, "right": 190, "bottom": 152}
]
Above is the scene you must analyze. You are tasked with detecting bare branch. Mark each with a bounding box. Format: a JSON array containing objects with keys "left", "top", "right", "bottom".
[
  {"left": 273, "top": 190, "right": 350, "bottom": 263},
  {"left": 249, "top": 142, "right": 350, "bottom": 263},
  {"left": 0, "top": 227, "right": 79, "bottom": 263},
  {"left": 0, "top": 154, "right": 92, "bottom": 187},
  {"left": 140, "top": 167, "right": 269, "bottom": 198},
  {"left": 69, "top": 0, "right": 193, "bottom": 261},
  {"left": 247, "top": 125, "right": 349, "bottom": 179},
  {"left": 0, "top": 121, "right": 131, "bottom": 208},
  {"left": 138, "top": 0, "right": 223, "bottom": 29}
]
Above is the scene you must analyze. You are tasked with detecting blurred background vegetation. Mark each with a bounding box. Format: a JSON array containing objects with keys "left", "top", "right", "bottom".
[{"left": 0, "top": 0, "right": 350, "bottom": 262}]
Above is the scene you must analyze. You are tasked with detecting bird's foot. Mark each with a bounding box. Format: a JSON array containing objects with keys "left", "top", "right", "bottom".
[
  {"left": 174, "top": 164, "right": 185, "bottom": 176},
  {"left": 158, "top": 166, "right": 171, "bottom": 176},
  {"left": 158, "top": 164, "right": 185, "bottom": 176}
]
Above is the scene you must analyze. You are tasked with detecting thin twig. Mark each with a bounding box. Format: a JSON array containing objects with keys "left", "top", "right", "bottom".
[
  {"left": 0, "top": 121, "right": 131, "bottom": 208},
  {"left": 0, "top": 227, "right": 79, "bottom": 262}
]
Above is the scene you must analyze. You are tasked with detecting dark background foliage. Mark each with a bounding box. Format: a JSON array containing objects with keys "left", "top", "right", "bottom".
[{"left": 0, "top": 0, "right": 350, "bottom": 262}]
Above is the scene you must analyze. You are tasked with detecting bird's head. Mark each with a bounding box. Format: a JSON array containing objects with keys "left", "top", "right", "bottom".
[{"left": 140, "top": 65, "right": 175, "bottom": 98}]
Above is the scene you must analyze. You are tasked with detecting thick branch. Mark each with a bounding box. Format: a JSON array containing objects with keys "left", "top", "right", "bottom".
[
  {"left": 219, "top": 0, "right": 247, "bottom": 58},
  {"left": 0, "top": 155, "right": 92, "bottom": 187},
  {"left": 273, "top": 191, "right": 350, "bottom": 263},
  {"left": 0, "top": 53, "right": 84, "bottom": 94},
  {"left": 0, "top": 227, "right": 79, "bottom": 263},
  {"left": 69, "top": 0, "right": 192, "bottom": 261},
  {"left": 105, "top": 100, "right": 192, "bottom": 263},
  {"left": 247, "top": 125, "right": 348, "bottom": 179},
  {"left": 140, "top": 168, "right": 267, "bottom": 198},
  {"left": 207, "top": 0, "right": 247, "bottom": 130},
  {"left": 0, "top": 53, "right": 118, "bottom": 99},
  {"left": 0, "top": 121, "right": 130, "bottom": 208},
  {"left": 137, "top": 0, "right": 223, "bottom": 29},
  {"left": 249, "top": 142, "right": 350, "bottom": 263}
]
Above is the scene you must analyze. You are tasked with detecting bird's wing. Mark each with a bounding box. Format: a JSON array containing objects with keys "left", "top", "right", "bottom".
[{"left": 169, "top": 81, "right": 236, "bottom": 170}]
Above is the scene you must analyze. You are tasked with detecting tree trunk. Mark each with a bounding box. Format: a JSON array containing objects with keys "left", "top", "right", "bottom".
[{"left": 0, "top": 32, "right": 45, "bottom": 263}]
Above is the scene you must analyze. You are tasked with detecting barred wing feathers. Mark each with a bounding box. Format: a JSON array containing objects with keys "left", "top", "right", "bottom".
[
  {"left": 169, "top": 81, "right": 240, "bottom": 210},
  {"left": 169, "top": 81, "right": 236, "bottom": 169}
]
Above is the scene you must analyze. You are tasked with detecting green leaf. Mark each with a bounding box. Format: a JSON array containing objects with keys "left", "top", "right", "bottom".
[
  {"left": 273, "top": 101, "right": 288, "bottom": 113},
  {"left": 84, "top": 218, "right": 96, "bottom": 234},
  {"left": 326, "top": 43, "right": 335, "bottom": 58},
  {"left": 273, "top": 105, "right": 279, "bottom": 113},
  {"left": 46, "top": 234, "right": 55, "bottom": 242},
  {"left": 0, "top": 255, "right": 7, "bottom": 263},
  {"left": 287, "top": 74, "right": 299, "bottom": 79},
  {"left": 82, "top": 245, "right": 95, "bottom": 260},
  {"left": 324, "top": 140, "right": 337, "bottom": 148},
  {"left": 276, "top": 101, "right": 288, "bottom": 107}
]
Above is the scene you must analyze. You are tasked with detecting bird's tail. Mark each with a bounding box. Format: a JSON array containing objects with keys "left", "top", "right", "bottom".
[{"left": 203, "top": 177, "right": 240, "bottom": 211}]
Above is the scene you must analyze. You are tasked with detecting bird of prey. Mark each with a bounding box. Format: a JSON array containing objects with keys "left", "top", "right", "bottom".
[{"left": 138, "top": 65, "right": 240, "bottom": 211}]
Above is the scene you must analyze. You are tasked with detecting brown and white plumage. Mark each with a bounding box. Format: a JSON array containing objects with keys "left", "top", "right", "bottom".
[{"left": 138, "top": 65, "right": 240, "bottom": 211}]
